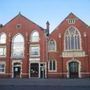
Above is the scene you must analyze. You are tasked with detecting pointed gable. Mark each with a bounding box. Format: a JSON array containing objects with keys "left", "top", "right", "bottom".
[
  {"left": 66, "top": 12, "right": 78, "bottom": 19},
  {"left": 2, "top": 13, "right": 44, "bottom": 32},
  {"left": 66, "top": 12, "right": 89, "bottom": 27},
  {"left": 51, "top": 12, "right": 89, "bottom": 35}
]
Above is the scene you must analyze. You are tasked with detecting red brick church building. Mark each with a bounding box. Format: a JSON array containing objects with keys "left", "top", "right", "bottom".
[{"left": 0, "top": 13, "right": 90, "bottom": 78}]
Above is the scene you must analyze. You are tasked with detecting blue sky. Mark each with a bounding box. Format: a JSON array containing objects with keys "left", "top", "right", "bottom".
[{"left": 0, "top": 0, "right": 90, "bottom": 32}]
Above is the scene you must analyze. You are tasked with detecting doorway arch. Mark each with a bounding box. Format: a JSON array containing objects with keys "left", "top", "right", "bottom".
[
  {"left": 67, "top": 59, "right": 81, "bottom": 78},
  {"left": 12, "top": 62, "right": 22, "bottom": 78}
]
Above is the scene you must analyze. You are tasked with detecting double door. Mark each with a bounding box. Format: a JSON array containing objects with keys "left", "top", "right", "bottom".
[
  {"left": 30, "top": 63, "right": 45, "bottom": 78},
  {"left": 69, "top": 62, "right": 79, "bottom": 78}
]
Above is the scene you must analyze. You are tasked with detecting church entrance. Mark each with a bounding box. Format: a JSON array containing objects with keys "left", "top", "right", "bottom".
[{"left": 69, "top": 61, "right": 79, "bottom": 78}]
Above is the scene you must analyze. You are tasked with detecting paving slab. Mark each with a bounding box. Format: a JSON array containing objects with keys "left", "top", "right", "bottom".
[{"left": 0, "top": 78, "right": 90, "bottom": 86}]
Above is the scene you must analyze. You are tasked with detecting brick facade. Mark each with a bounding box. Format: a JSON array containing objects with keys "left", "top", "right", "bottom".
[{"left": 0, "top": 13, "right": 90, "bottom": 78}]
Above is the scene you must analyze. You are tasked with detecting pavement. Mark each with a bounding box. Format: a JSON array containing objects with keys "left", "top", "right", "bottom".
[
  {"left": 0, "top": 78, "right": 90, "bottom": 86},
  {"left": 0, "top": 78, "right": 90, "bottom": 90}
]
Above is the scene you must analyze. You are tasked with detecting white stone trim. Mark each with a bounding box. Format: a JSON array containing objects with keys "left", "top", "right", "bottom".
[
  {"left": 81, "top": 72, "right": 90, "bottom": 74},
  {"left": 66, "top": 59, "right": 81, "bottom": 78},
  {"left": 29, "top": 44, "right": 40, "bottom": 57},
  {"left": 11, "top": 33, "right": 25, "bottom": 58},
  {"left": 48, "top": 39, "right": 57, "bottom": 52},
  {"left": 0, "top": 61, "right": 6, "bottom": 74},
  {"left": 29, "top": 58, "right": 40, "bottom": 62},
  {"left": 48, "top": 59, "right": 57, "bottom": 72},
  {"left": 0, "top": 32, "right": 7, "bottom": 44},
  {"left": 30, "top": 30, "right": 40, "bottom": 42},
  {"left": 62, "top": 51, "right": 85, "bottom": 57},
  {"left": 29, "top": 61, "right": 40, "bottom": 78},
  {"left": 67, "top": 19, "right": 76, "bottom": 24},
  {"left": 0, "top": 46, "right": 6, "bottom": 57},
  {"left": 12, "top": 60, "right": 22, "bottom": 78},
  {"left": 40, "top": 62, "right": 47, "bottom": 78},
  {"left": 29, "top": 61, "right": 47, "bottom": 78},
  {"left": 48, "top": 72, "right": 67, "bottom": 74},
  {"left": 64, "top": 26, "right": 82, "bottom": 51}
]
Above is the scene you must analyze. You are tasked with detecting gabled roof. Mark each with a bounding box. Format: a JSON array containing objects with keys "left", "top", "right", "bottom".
[
  {"left": 51, "top": 12, "right": 89, "bottom": 34},
  {"left": 66, "top": 12, "right": 89, "bottom": 27},
  {"left": 66, "top": 12, "right": 78, "bottom": 19},
  {"left": 3, "top": 12, "right": 44, "bottom": 30}
]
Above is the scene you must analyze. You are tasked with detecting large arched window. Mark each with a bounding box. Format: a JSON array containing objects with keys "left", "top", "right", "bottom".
[
  {"left": 31, "top": 31, "right": 39, "bottom": 42},
  {"left": 64, "top": 26, "right": 81, "bottom": 51},
  {"left": 12, "top": 34, "right": 24, "bottom": 58},
  {"left": 48, "top": 59, "right": 57, "bottom": 72},
  {"left": 0, "top": 33, "right": 6, "bottom": 44},
  {"left": 48, "top": 39, "right": 56, "bottom": 51}
]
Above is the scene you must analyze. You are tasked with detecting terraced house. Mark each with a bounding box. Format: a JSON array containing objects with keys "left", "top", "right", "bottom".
[{"left": 0, "top": 13, "right": 90, "bottom": 79}]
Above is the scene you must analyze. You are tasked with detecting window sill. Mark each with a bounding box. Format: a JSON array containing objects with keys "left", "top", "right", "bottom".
[
  {"left": 30, "top": 55, "right": 40, "bottom": 58},
  {"left": 48, "top": 70, "right": 57, "bottom": 72},
  {"left": 0, "top": 72, "right": 5, "bottom": 74},
  {"left": 0, "top": 56, "right": 6, "bottom": 58},
  {"left": 11, "top": 57, "right": 24, "bottom": 59},
  {"left": 48, "top": 51, "right": 57, "bottom": 52}
]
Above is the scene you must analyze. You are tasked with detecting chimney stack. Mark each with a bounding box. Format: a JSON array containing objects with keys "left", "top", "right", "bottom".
[
  {"left": 46, "top": 21, "right": 50, "bottom": 36},
  {"left": 0, "top": 24, "right": 3, "bottom": 28}
]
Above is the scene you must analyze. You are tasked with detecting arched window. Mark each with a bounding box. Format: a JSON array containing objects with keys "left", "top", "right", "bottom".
[
  {"left": 12, "top": 34, "right": 24, "bottom": 58},
  {"left": 48, "top": 39, "right": 56, "bottom": 51},
  {"left": 0, "top": 33, "right": 6, "bottom": 44},
  {"left": 31, "top": 31, "right": 39, "bottom": 42},
  {"left": 48, "top": 59, "right": 57, "bottom": 71},
  {"left": 64, "top": 26, "right": 81, "bottom": 51}
]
